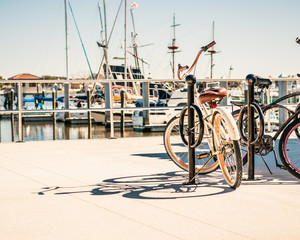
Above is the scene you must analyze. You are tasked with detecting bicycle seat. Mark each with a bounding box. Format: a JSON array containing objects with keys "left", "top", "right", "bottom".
[
  {"left": 199, "top": 88, "right": 227, "bottom": 104},
  {"left": 230, "top": 101, "right": 244, "bottom": 107},
  {"left": 256, "top": 77, "right": 272, "bottom": 89}
]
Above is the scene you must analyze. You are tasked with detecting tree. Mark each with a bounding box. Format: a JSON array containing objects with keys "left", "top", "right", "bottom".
[{"left": 41, "top": 75, "right": 67, "bottom": 80}]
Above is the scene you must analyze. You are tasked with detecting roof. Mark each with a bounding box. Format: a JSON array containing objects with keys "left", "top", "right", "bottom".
[{"left": 8, "top": 73, "right": 41, "bottom": 80}]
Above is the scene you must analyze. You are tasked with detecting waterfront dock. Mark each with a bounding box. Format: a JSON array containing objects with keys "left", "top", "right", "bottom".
[{"left": 0, "top": 136, "right": 299, "bottom": 240}]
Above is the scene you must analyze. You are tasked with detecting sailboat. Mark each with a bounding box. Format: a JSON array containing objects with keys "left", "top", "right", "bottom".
[
  {"left": 91, "top": 1, "right": 171, "bottom": 126},
  {"left": 132, "top": 14, "right": 183, "bottom": 131},
  {"left": 88, "top": 1, "right": 138, "bottom": 124}
]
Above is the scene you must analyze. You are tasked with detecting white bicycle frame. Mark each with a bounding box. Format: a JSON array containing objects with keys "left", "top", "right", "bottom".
[{"left": 194, "top": 95, "right": 241, "bottom": 157}]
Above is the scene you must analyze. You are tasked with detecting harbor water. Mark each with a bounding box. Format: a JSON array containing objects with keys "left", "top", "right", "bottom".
[
  {"left": 0, "top": 93, "right": 167, "bottom": 143},
  {"left": 0, "top": 119, "right": 163, "bottom": 143}
]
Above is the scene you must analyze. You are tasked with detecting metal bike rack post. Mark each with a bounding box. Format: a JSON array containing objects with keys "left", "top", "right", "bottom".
[
  {"left": 186, "top": 75, "right": 196, "bottom": 184},
  {"left": 246, "top": 74, "right": 256, "bottom": 180}
]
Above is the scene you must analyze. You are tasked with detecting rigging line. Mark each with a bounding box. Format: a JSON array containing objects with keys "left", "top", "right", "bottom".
[
  {"left": 104, "top": 0, "right": 124, "bottom": 46},
  {"left": 68, "top": 1, "right": 95, "bottom": 80},
  {"left": 107, "top": 0, "right": 124, "bottom": 50},
  {"left": 96, "top": 0, "right": 124, "bottom": 79}
]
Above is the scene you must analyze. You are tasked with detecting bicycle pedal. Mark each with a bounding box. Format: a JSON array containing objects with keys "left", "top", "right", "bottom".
[
  {"left": 279, "top": 165, "right": 286, "bottom": 170},
  {"left": 276, "top": 164, "right": 286, "bottom": 170},
  {"left": 196, "top": 153, "right": 210, "bottom": 159}
]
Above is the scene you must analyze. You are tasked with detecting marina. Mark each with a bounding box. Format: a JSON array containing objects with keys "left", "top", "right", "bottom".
[
  {"left": 0, "top": 77, "right": 300, "bottom": 143},
  {"left": 0, "top": 0, "right": 299, "bottom": 142},
  {"left": 1, "top": 1, "right": 300, "bottom": 239}
]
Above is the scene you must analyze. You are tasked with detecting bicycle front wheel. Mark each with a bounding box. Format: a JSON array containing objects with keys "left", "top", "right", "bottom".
[
  {"left": 279, "top": 118, "right": 300, "bottom": 179},
  {"left": 213, "top": 112, "right": 243, "bottom": 189},
  {"left": 163, "top": 116, "right": 219, "bottom": 174}
]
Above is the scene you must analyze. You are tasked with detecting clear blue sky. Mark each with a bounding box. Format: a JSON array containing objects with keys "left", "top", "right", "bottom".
[{"left": 1, "top": 0, "right": 300, "bottom": 80}]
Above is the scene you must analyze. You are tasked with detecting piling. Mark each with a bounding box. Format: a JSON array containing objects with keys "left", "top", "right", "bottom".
[
  {"left": 120, "top": 89, "right": 126, "bottom": 134},
  {"left": 142, "top": 81, "right": 150, "bottom": 125},
  {"left": 10, "top": 89, "right": 14, "bottom": 142},
  {"left": 52, "top": 90, "right": 56, "bottom": 140},
  {"left": 87, "top": 89, "right": 92, "bottom": 139}
]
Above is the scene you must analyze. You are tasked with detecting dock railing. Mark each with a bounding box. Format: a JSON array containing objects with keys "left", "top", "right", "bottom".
[{"left": 0, "top": 77, "right": 299, "bottom": 141}]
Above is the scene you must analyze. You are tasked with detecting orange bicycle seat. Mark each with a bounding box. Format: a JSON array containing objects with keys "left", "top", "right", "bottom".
[{"left": 198, "top": 88, "right": 227, "bottom": 104}]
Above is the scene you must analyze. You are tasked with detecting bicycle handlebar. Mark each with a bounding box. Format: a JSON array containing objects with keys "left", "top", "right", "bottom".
[
  {"left": 201, "top": 41, "right": 216, "bottom": 51},
  {"left": 177, "top": 41, "right": 216, "bottom": 80},
  {"left": 178, "top": 64, "right": 189, "bottom": 73}
]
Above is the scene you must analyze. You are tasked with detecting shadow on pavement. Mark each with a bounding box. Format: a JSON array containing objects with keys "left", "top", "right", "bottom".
[
  {"left": 36, "top": 171, "right": 236, "bottom": 200},
  {"left": 131, "top": 152, "right": 171, "bottom": 160}
]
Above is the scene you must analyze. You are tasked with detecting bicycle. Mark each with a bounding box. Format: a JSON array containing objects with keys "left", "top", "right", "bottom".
[
  {"left": 163, "top": 41, "right": 243, "bottom": 189},
  {"left": 233, "top": 74, "right": 300, "bottom": 179}
]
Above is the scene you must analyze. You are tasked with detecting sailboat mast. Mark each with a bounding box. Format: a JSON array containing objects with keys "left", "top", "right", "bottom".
[
  {"left": 96, "top": 0, "right": 123, "bottom": 79},
  {"left": 172, "top": 14, "right": 175, "bottom": 79},
  {"left": 168, "top": 13, "right": 180, "bottom": 79},
  {"left": 130, "top": 9, "right": 139, "bottom": 70},
  {"left": 124, "top": 0, "right": 127, "bottom": 80},
  {"left": 63, "top": 0, "right": 69, "bottom": 118},
  {"left": 211, "top": 21, "right": 214, "bottom": 79},
  {"left": 103, "top": 0, "right": 109, "bottom": 79},
  {"left": 64, "top": 0, "right": 69, "bottom": 80},
  {"left": 208, "top": 21, "right": 218, "bottom": 79},
  {"left": 229, "top": 65, "right": 233, "bottom": 79},
  {"left": 98, "top": 3, "right": 105, "bottom": 45}
]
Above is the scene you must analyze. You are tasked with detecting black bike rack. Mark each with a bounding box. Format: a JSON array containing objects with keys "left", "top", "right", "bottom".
[
  {"left": 246, "top": 74, "right": 256, "bottom": 179},
  {"left": 185, "top": 74, "right": 196, "bottom": 184},
  {"left": 239, "top": 74, "right": 265, "bottom": 180}
]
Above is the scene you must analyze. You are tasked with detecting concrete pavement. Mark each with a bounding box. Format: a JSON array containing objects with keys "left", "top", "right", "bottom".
[{"left": 0, "top": 136, "right": 299, "bottom": 240}]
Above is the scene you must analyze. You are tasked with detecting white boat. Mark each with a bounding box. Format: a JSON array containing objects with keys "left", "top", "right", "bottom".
[{"left": 132, "top": 87, "right": 187, "bottom": 131}]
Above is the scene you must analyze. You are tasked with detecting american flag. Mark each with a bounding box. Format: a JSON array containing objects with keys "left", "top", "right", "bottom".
[{"left": 131, "top": 2, "right": 138, "bottom": 8}]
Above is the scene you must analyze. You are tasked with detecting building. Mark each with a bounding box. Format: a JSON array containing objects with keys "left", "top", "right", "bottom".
[{"left": 8, "top": 73, "right": 43, "bottom": 94}]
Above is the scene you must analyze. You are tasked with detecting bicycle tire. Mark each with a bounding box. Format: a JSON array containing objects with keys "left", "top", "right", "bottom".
[
  {"left": 179, "top": 104, "right": 204, "bottom": 148},
  {"left": 294, "top": 104, "right": 300, "bottom": 139},
  {"left": 163, "top": 116, "right": 219, "bottom": 174},
  {"left": 213, "top": 111, "right": 243, "bottom": 189},
  {"left": 278, "top": 118, "right": 300, "bottom": 179}
]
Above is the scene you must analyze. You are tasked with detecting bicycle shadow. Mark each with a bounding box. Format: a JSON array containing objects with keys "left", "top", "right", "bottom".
[
  {"left": 241, "top": 172, "right": 300, "bottom": 185},
  {"left": 131, "top": 152, "right": 171, "bottom": 160},
  {"left": 133, "top": 152, "right": 300, "bottom": 186},
  {"left": 36, "top": 171, "right": 236, "bottom": 200},
  {"left": 241, "top": 164, "right": 300, "bottom": 185}
]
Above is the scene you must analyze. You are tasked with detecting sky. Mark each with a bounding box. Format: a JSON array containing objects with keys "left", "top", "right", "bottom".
[{"left": 1, "top": 0, "right": 300, "bottom": 80}]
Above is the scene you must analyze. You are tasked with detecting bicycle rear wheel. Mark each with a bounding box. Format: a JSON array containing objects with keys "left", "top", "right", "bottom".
[
  {"left": 213, "top": 112, "right": 243, "bottom": 189},
  {"left": 163, "top": 116, "right": 219, "bottom": 174},
  {"left": 278, "top": 118, "right": 300, "bottom": 179}
]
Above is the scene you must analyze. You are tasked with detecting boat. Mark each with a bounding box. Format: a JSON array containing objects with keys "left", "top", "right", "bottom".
[
  {"left": 90, "top": 2, "right": 173, "bottom": 126},
  {"left": 91, "top": 84, "right": 138, "bottom": 125},
  {"left": 22, "top": 95, "right": 63, "bottom": 122}
]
